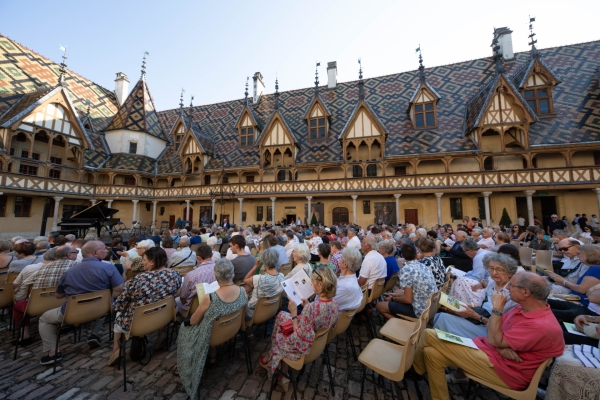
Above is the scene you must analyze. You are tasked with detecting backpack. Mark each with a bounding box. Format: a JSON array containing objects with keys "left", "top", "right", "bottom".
[{"left": 129, "top": 335, "right": 151, "bottom": 364}]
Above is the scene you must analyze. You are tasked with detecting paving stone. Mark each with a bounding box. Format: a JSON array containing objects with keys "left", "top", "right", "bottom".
[
  {"left": 238, "top": 379, "right": 261, "bottom": 398},
  {"left": 219, "top": 389, "right": 237, "bottom": 400},
  {"left": 54, "top": 388, "right": 81, "bottom": 400},
  {"left": 22, "top": 384, "right": 55, "bottom": 400},
  {"left": 90, "top": 375, "right": 115, "bottom": 391}
]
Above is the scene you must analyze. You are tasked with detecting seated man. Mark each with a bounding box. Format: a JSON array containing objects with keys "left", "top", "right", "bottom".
[
  {"left": 413, "top": 272, "right": 564, "bottom": 400},
  {"left": 189, "top": 229, "right": 202, "bottom": 245},
  {"left": 177, "top": 244, "right": 216, "bottom": 314},
  {"left": 358, "top": 236, "right": 387, "bottom": 290},
  {"left": 38, "top": 241, "right": 123, "bottom": 365},
  {"left": 167, "top": 237, "right": 197, "bottom": 268}
]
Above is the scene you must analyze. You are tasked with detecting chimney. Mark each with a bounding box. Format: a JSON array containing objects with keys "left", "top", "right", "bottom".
[
  {"left": 495, "top": 27, "right": 514, "bottom": 60},
  {"left": 253, "top": 72, "right": 265, "bottom": 104},
  {"left": 327, "top": 61, "right": 337, "bottom": 89},
  {"left": 114, "top": 72, "right": 130, "bottom": 106}
]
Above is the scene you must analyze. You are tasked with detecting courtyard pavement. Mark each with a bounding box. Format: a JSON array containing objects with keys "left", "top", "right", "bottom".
[{"left": 0, "top": 309, "right": 513, "bottom": 400}]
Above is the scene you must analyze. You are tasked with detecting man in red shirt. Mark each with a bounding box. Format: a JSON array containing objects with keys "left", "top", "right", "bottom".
[{"left": 413, "top": 272, "right": 564, "bottom": 400}]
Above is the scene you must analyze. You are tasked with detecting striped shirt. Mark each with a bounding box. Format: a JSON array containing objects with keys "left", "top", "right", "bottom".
[{"left": 28, "top": 259, "right": 77, "bottom": 289}]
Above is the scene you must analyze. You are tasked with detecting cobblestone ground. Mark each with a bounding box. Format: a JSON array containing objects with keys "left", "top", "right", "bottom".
[{"left": 0, "top": 310, "right": 509, "bottom": 400}]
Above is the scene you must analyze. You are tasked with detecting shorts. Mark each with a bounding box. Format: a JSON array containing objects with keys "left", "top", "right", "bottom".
[{"left": 387, "top": 301, "right": 417, "bottom": 318}]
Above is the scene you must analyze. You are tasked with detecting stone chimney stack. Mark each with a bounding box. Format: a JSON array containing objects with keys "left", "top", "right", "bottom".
[
  {"left": 495, "top": 27, "right": 514, "bottom": 60},
  {"left": 327, "top": 62, "right": 337, "bottom": 89},
  {"left": 253, "top": 72, "right": 265, "bottom": 104},
  {"left": 114, "top": 72, "right": 129, "bottom": 106}
]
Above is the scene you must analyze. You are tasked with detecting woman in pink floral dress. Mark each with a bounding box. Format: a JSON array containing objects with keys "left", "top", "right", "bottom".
[{"left": 260, "top": 266, "right": 340, "bottom": 391}]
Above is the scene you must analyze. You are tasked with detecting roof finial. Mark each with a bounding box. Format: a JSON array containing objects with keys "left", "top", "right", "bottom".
[
  {"left": 244, "top": 77, "right": 249, "bottom": 100},
  {"left": 141, "top": 51, "right": 149, "bottom": 79},
  {"left": 416, "top": 45, "right": 425, "bottom": 83},
  {"left": 179, "top": 88, "right": 185, "bottom": 109},
  {"left": 189, "top": 95, "right": 194, "bottom": 107},
  {"left": 274, "top": 75, "right": 280, "bottom": 110},
  {"left": 58, "top": 45, "right": 68, "bottom": 86},
  {"left": 528, "top": 16, "right": 538, "bottom": 57},
  {"left": 315, "top": 62, "right": 320, "bottom": 92},
  {"left": 85, "top": 99, "right": 91, "bottom": 117},
  {"left": 491, "top": 31, "right": 506, "bottom": 75},
  {"left": 358, "top": 58, "right": 364, "bottom": 100}
]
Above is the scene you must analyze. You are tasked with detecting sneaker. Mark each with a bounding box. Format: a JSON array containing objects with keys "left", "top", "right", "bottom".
[
  {"left": 40, "top": 352, "right": 62, "bottom": 365},
  {"left": 87, "top": 334, "right": 101, "bottom": 349}
]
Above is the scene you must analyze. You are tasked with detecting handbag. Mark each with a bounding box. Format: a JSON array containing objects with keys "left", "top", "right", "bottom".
[{"left": 280, "top": 320, "right": 294, "bottom": 336}]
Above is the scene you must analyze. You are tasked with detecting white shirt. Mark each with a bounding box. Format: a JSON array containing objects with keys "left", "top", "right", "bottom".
[
  {"left": 346, "top": 236, "right": 361, "bottom": 250},
  {"left": 296, "top": 218, "right": 302, "bottom": 225},
  {"left": 477, "top": 237, "right": 495, "bottom": 250},
  {"left": 517, "top": 217, "right": 525, "bottom": 226},
  {"left": 211, "top": 251, "right": 221, "bottom": 263},
  {"left": 167, "top": 248, "right": 197, "bottom": 268},
  {"left": 226, "top": 246, "right": 250, "bottom": 260},
  {"left": 333, "top": 274, "right": 363, "bottom": 311},
  {"left": 13, "top": 262, "right": 44, "bottom": 301},
  {"left": 120, "top": 248, "right": 138, "bottom": 266},
  {"left": 444, "top": 238, "right": 455, "bottom": 247},
  {"left": 360, "top": 250, "right": 387, "bottom": 289},
  {"left": 284, "top": 237, "right": 299, "bottom": 258}
]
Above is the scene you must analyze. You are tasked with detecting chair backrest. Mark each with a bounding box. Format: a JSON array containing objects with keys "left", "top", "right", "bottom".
[
  {"left": 356, "top": 284, "right": 368, "bottom": 313},
  {"left": 250, "top": 248, "right": 258, "bottom": 256},
  {"left": 220, "top": 243, "right": 230, "bottom": 257},
  {"left": 129, "top": 296, "right": 175, "bottom": 338},
  {"left": 535, "top": 250, "right": 553, "bottom": 270},
  {"left": 384, "top": 272, "right": 399, "bottom": 293},
  {"left": 368, "top": 277, "right": 386, "bottom": 303},
  {"left": 126, "top": 270, "right": 142, "bottom": 281},
  {"left": 6, "top": 272, "right": 19, "bottom": 284},
  {"left": 188, "top": 295, "right": 200, "bottom": 315},
  {"left": 391, "top": 319, "right": 422, "bottom": 381},
  {"left": 428, "top": 291, "right": 441, "bottom": 324},
  {"left": 0, "top": 268, "right": 7, "bottom": 283},
  {"left": 581, "top": 237, "right": 592, "bottom": 245},
  {"left": 25, "top": 287, "right": 64, "bottom": 317},
  {"left": 280, "top": 263, "right": 292, "bottom": 277},
  {"left": 440, "top": 279, "right": 450, "bottom": 293},
  {"left": 518, "top": 247, "right": 533, "bottom": 266},
  {"left": 328, "top": 308, "right": 356, "bottom": 343},
  {"left": 173, "top": 266, "right": 193, "bottom": 277},
  {"left": 62, "top": 289, "right": 112, "bottom": 326},
  {"left": 510, "top": 240, "right": 521, "bottom": 247},
  {"left": 304, "top": 327, "right": 331, "bottom": 364},
  {"left": 209, "top": 308, "right": 244, "bottom": 347},
  {"left": 251, "top": 292, "right": 283, "bottom": 326},
  {"left": 0, "top": 283, "right": 14, "bottom": 308},
  {"left": 518, "top": 358, "right": 553, "bottom": 399},
  {"left": 190, "top": 243, "right": 201, "bottom": 254}
]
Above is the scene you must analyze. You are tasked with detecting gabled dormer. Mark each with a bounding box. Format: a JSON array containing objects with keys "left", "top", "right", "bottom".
[
  {"left": 303, "top": 69, "right": 332, "bottom": 140},
  {"left": 234, "top": 79, "right": 261, "bottom": 147},
  {"left": 465, "top": 35, "right": 538, "bottom": 152},
  {"left": 407, "top": 52, "right": 441, "bottom": 129}
]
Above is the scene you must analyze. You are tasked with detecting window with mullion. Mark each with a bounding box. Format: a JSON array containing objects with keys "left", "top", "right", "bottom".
[
  {"left": 14, "top": 196, "right": 32, "bottom": 217},
  {"left": 19, "top": 164, "right": 38, "bottom": 176},
  {"left": 0, "top": 195, "right": 7, "bottom": 217},
  {"left": 524, "top": 87, "right": 552, "bottom": 115},
  {"left": 414, "top": 102, "right": 436, "bottom": 128},
  {"left": 49, "top": 169, "right": 61, "bottom": 179},
  {"left": 309, "top": 117, "right": 326, "bottom": 139},
  {"left": 240, "top": 127, "right": 254, "bottom": 146}
]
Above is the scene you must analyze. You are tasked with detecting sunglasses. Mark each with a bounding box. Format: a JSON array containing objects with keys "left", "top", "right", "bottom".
[
  {"left": 557, "top": 245, "right": 574, "bottom": 252},
  {"left": 312, "top": 269, "right": 323, "bottom": 281}
]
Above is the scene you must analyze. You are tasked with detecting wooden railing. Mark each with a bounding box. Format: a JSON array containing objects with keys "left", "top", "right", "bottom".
[{"left": 1, "top": 166, "right": 599, "bottom": 198}]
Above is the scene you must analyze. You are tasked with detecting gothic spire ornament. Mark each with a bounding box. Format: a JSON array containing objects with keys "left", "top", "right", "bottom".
[
  {"left": 315, "top": 62, "right": 320, "bottom": 92},
  {"left": 58, "top": 45, "right": 67, "bottom": 86},
  {"left": 141, "top": 51, "right": 149, "bottom": 79},
  {"left": 358, "top": 58, "right": 365, "bottom": 100},
  {"left": 528, "top": 16, "right": 539, "bottom": 58},
  {"left": 274, "top": 75, "right": 280, "bottom": 110},
  {"left": 491, "top": 32, "right": 506, "bottom": 75}
]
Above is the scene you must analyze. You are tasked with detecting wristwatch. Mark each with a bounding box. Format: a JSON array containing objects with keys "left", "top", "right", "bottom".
[
  {"left": 491, "top": 309, "right": 503, "bottom": 317},
  {"left": 479, "top": 315, "right": 484, "bottom": 323}
]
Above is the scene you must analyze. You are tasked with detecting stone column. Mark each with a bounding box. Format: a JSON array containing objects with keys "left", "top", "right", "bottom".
[
  {"left": 90, "top": 199, "right": 97, "bottom": 206},
  {"left": 394, "top": 194, "right": 401, "bottom": 225},
  {"left": 434, "top": 193, "right": 444, "bottom": 226},
  {"left": 106, "top": 200, "right": 113, "bottom": 208},
  {"left": 351, "top": 195, "right": 358, "bottom": 224},
  {"left": 594, "top": 189, "right": 600, "bottom": 219},
  {"left": 524, "top": 190, "right": 536, "bottom": 227},
  {"left": 151, "top": 201, "right": 158, "bottom": 230},
  {"left": 132, "top": 200, "right": 139, "bottom": 224},
  {"left": 238, "top": 198, "right": 244, "bottom": 225},
  {"left": 211, "top": 199, "right": 216, "bottom": 223},
  {"left": 51, "top": 196, "right": 63, "bottom": 231},
  {"left": 270, "top": 197, "right": 277, "bottom": 222},
  {"left": 481, "top": 191, "right": 492, "bottom": 227},
  {"left": 185, "top": 200, "right": 191, "bottom": 222},
  {"left": 306, "top": 196, "right": 312, "bottom": 225}
]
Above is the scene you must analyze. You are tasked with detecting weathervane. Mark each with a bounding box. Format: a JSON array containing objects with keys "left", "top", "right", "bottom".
[
  {"left": 528, "top": 16, "right": 538, "bottom": 57},
  {"left": 416, "top": 45, "right": 425, "bottom": 83},
  {"left": 244, "top": 76, "right": 249, "bottom": 100},
  {"left": 315, "top": 62, "right": 320, "bottom": 91},
  {"left": 180, "top": 88, "right": 185, "bottom": 109},
  {"left": 58, "top": 45, "right": 68, "bottom": 85},
  {"left": 141, "top": 51, "right": 149, "bottom": 79}
]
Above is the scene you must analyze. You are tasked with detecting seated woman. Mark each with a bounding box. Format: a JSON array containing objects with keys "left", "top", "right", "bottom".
[
  {"left": 569, "top": 283, "right": 600, "bottom": 346},
  {"left": 119, "top": 239, "right": 155, "bottom": 273},
  {"left": 287, "top": 243, "right": 312, "bottom": 279},
  {"left": 448, "top": 239, "right": 489, "bottom": 306},
  {"left": 8, "top": 242, "right": 42, "bottom": 273},
  {"left": 259, "top": 267, "right": 339, "bottom": 392},
  {"left": 312, "top": 243, "right": 334, "bottom": 271},
  {"left": 109, "top": 237, "right": 126, "bottom": 276},
  {"left": 206, "top": 236, "right": 222, "bottom": 262},
  {"left": 334, "top": 248, "right": 363, "bottom": 311},
  {"left": 378, "top": 240, "right": 400, "bottom": 284},
  {"left": 530, "top": 229, "right": 552, "bottom": 251},
  {"left": 434, "top": 252, "right": 519, "bottom": 338},
  {"left": 177, "top": 259, "right": 247, "bottom": 399},
  {"left": 376, "top": 244, "right": 438, "bottom": 320},
  {"left": 244, "top": 247, "right": 284, "bottom": 323},
  {"left": 547, "top": 244, "right": 600, "bottom": 323},
  {"left": 510, "top": 224, "right": 525, "bottom": 241},
  {"left": 161, "top": 236, "right": 176, "bottom": 259},
  {"left": 417, "top": 238, "right": 446, "bottom": 289},
  {"left": 490, "top": 232, "right": 510, "bottom": 252},
  {"left": 307, "top": 230, "right": 323, "bottom": 263},
  {"left": 109, "top": 247, "right": 181, "bottom": 366}
]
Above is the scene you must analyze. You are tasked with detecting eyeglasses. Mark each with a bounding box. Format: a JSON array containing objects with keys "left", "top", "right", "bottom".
[
  {"left": 557, "top": 245, "right": 574, "bottom": 252},
  {"left": 312, "top": 269, "right": 323, "bottom": 281},
  {"left": 487, "top": 267, "right": 506, "bottom": 273}
]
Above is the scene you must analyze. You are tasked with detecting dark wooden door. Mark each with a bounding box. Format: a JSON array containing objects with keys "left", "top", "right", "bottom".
[
  {"left": 169, "top": 215, "right": 175, "bottom": 228},
  {"left": 404, "top": 209, "right": 419, "bottom": 225}
]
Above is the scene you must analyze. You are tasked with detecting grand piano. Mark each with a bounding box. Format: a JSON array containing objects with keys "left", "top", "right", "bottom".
[{"left": 57, "top": 200, "right": 120, "bottom": 237}]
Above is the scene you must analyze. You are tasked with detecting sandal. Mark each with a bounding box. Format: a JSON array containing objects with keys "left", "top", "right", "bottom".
[{"left": 259, "top": 355, "right": 270, "bottom": 371}]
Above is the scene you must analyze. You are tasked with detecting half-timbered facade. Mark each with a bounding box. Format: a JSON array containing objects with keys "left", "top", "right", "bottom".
[{"left": 1, "top": 28, "right": 599, "bottom": 238}]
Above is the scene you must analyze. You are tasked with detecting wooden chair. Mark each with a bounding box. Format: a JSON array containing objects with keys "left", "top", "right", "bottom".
[
  {"left": 0, "top": 267, "right": 8, "bottom": 283},
  {"left": 510, "top": 240, "right": 521, "bottom": 247},
  {"left": 14, "top": 286, "right": 64, "bottom": 360},
  {"left": 355, "top": 283, "right": 377, "bottom": 341},
  {"left": 279, "top": 263, "right": 292, "bottom": 277},
  {"left": 535, "top": 249, "right": 553, "bottom": 270},
  {"left": 327, "top": 308, "right": 359, "bottom": 360},
  {"left": 179, "top": 294, "right": 200, "bottom": 318},
  {"left": 209, "top": 308, "right": 251, "bottom": 374},
  {"left": 358, "top": 319, "right": 422, "bottom": 400},
  {"left": 119, "top": 296, "right": 176, "bottom": 391},
  {"left": 269, "top": 327, "right": 332, "bottom": 400},
  {"left": 384, "top": 272, "right": 399, "bottom": 293},
  {"left": 0, "top": 283, "right": 14, "bottom": 330},
  {"left": 395, "top": 290, "right": 440, "bottom": 324},
  {"left": 465, "top": 358, "right": 553, "bottom": 400},
  {"left": 519, "top": 247, "right": 534, "bottom": 270},
  {"left": 6, "top": 272, "right": 19, "bottom": 284},
  {"left": 173, "top": 266, "right": 193, "bottom": 277},
  {"left": 125, "top": 270, "right": 142, "bottom": 281},
  {"left": 368, "top": 278, "right": 386, "bottom": 305},
  {"left": 245, "top": 292, "right": 282, "bottom": 338},
  {"left": 53, "top": 289, "right": 113, "bottom": 373},
  {"left": 380, "top": 299, "right": 430, "bottom": 346}
]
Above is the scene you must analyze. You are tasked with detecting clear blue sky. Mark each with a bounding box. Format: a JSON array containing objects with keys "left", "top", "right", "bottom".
[{"left": 1, "top": 0, "right": 598, "bottom": 111}]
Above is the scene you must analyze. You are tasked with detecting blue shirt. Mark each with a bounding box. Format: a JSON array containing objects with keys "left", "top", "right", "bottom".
[
  {"left": 570, "top": 265, "right": 600, "bottom": 306},
  {"left": 384, "top": 256, "right": 400, "bottom": 283},
  {"left": 190, "top": 236, "right": 202, "bottom": 245},
  {"left": 56, "top": 257, "right": 124, "bottom": 313}
]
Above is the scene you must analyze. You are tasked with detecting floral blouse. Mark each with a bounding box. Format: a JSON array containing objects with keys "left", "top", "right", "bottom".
[
  {"left": 420, "top": 255, "right": 447, "bottom": 289},
  {"left": 399, "top": 260, "right": 438, "bottom": 317},
  {"left": 129, "top": 256, "right": 144, "bottom": 272},
  {"left": 114, "top": 268, "right": 181, "bottom": 331}
]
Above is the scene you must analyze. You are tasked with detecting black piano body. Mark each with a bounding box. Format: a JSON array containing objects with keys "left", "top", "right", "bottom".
[{"left": 57, "top": 200, "right": 120, "bottom": 237}]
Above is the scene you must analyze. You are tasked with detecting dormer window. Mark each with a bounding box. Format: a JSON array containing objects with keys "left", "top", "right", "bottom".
[
  {"left": 174, "top": 123, "right": 185, "bottom": 149},
  {"left": 240, "top": 126, "right": 254, "bottom": 146},
  {"left": 305, "top": 100, "right": 330, "bottom": 140},
  {"left": 523, "top": 87, "right": 552, "bottom": 115},
  {"left": 236, "top": 110, "right": 258, "bottom": 147},
  {"left": 309, "top": 117, "right": 326, "bottom": 139},
  {"left": 414, "top": 102, "right": 436, "bottom": 128},
  {"left": 409, "top": 86, "right": 439, "bottom": 129}
]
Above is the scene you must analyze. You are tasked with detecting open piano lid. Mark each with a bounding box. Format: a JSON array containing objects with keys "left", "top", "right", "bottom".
[{"left": 69, "top": 200, "right": 119, "bottom": 219}]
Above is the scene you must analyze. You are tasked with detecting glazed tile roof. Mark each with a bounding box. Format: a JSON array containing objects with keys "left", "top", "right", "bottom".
[
  {"left": 103, "top": 153, "right": 156, "bottom": 173},
  {"left": 104, "top": 78, "right": 167, "bottom": 141}
]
